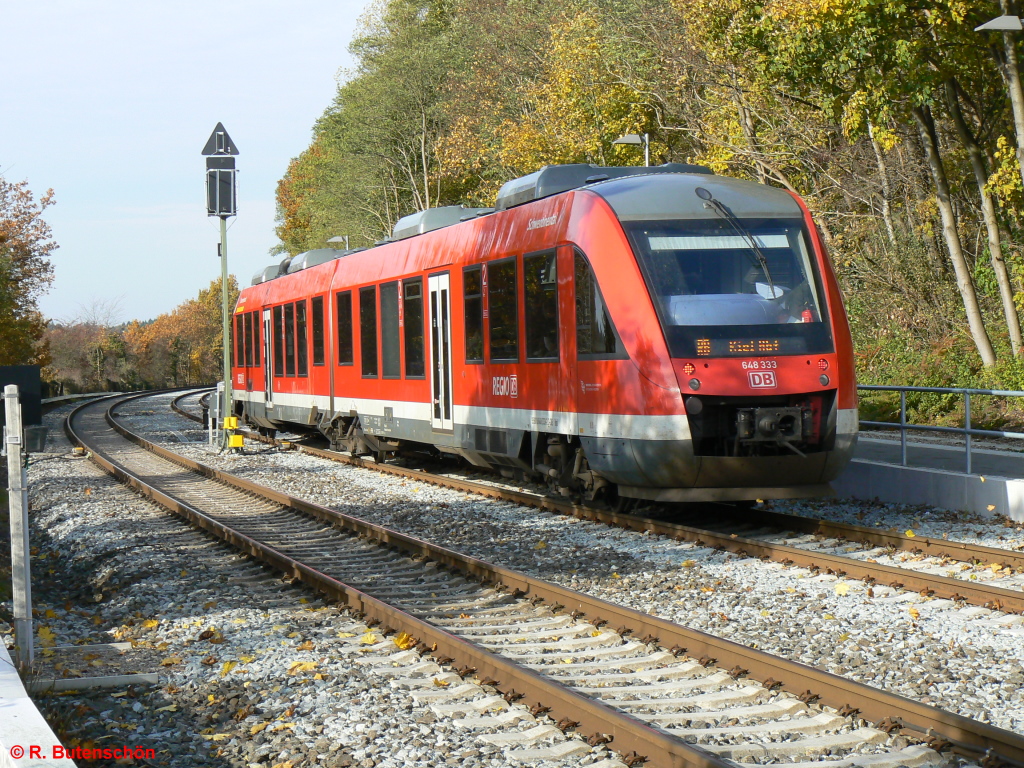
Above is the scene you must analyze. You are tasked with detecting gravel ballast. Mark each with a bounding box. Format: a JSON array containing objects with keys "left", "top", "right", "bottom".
[
  {"left": 122, "top": 393, "right": 1024, "bottom": 736},
  {"left": 0, "top": 401, "right": 624, "bottom": 768}
]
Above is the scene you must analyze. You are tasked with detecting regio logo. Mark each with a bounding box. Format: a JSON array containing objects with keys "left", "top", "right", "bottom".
[{"left": 492, "top": 374, "right": 518, "bottom": 397}]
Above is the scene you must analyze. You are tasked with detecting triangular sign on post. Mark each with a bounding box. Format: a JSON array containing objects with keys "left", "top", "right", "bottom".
[{"left": 202, "top": 122, "right": 239, "bottom": 156}]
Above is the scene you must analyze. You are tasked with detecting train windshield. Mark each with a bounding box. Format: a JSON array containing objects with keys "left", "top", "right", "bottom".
[{"left": 625, "top": 218, "right": 834, "bottom": 358}]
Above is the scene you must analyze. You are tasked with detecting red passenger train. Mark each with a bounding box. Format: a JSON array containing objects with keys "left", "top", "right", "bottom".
[{"left": 230, "top": 163, "right": 857, "bottom": 504}]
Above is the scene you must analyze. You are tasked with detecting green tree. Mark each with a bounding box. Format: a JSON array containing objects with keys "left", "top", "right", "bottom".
[{"left": 0, "top": 177, "right": 56, "bottom": 365}]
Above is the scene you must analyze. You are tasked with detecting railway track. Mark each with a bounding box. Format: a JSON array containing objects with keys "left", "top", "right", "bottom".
[
  {"left": 66, "top": 391, "right": 1024, "bottom": 766},
  {"left": 171, "top": 389, "right": 1024, "bottom": 616}
]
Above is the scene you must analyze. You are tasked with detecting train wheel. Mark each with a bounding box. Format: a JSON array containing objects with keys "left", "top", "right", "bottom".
[{"left": 613, "top": 495, "right": 636, "bottom": 515}]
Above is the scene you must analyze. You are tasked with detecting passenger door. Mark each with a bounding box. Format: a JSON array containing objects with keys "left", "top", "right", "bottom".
[
  {"left": 262, "top": 309, "right": 274, "bottom": 409},
  {"left": 428, "top": 273, "right": 453, "bottom": 431}
]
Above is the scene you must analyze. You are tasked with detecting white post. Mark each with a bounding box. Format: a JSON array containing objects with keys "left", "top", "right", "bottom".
[
  {"left": 212, "top": 382, "right": 224, "bottom": 448},
  {"left": 4, "top": 384, "right": 33, "bottom": 669}
]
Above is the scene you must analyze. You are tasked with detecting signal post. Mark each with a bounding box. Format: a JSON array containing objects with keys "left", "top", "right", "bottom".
[{"left": 202, "top": 123, "right": 242, "bottom": 450}]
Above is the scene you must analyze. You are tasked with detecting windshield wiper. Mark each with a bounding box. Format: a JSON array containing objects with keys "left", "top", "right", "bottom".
[{"left": 694, "top": 187, "right": 778, "bottom": 299}]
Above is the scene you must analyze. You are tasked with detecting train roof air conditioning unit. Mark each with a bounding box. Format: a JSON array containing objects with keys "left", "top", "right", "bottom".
[{"left": 494, "top": 163, "right": 713, "bottom": 211}]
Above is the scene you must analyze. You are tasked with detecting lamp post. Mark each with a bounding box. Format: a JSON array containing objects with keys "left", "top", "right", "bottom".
[
  {"left": 327, "top": 235, "right": 350, "bottom": 250},
  {"left": 977, "top": 12, "right": 1024, "bottom": 188},
  {"left": 202, "top": 123, "right": 239, "bottom": 448},
  {"left": 612, "top": 133, "right": 650, "bottom": 166}
]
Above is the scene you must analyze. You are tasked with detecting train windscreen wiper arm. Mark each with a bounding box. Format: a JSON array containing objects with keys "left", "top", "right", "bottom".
[{"left": 694, "top": 187, "right": 778, "bottom": 299}]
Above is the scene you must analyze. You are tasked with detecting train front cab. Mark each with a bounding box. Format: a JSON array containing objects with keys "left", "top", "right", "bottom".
[{"left": 571, "top": 173, "right": 857, "bottom": 503}]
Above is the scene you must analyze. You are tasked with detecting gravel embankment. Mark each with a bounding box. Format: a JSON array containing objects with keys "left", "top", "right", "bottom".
[
  {"left": 0, "top": 403, "right": 623, "bottom": 768},
  {"left": 124, "top": 394, "right": 1024, "bottom": 735}
]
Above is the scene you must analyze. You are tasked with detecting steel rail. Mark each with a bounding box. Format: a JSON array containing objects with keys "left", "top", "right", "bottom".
[
  {"left": 168, "top": 390, "right": 1024, "bottom": 572},
  {"left": 66, "top": 395, "right": 730, "bottom": 768},
  {"left": 88, "top": 393, "right": 1024, "bottom": 764},
  {"left": 253, "top": 442, "right": 1024, "bottom": 615},
  {"left": 709, "top": 505, "right": 1024, "bottom": 571}
]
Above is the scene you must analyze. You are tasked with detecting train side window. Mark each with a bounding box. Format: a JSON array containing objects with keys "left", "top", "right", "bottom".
[
  {"left": 235, "top": 314, "right": 245, "bottom": 367},
  {"left": 243, "top": 312, "right": 253, "bottom": 367},
  {"left": 360, "top": 286, "right": 378, "bottom": 377},
  {"left": 251, "top": 310, "right": 260, "bottom": 367},
  {"left": 336, "top": 291, "right": 353, "bottom": 365},
  {"left": 403, "top": 278, "right": 425, "bottom": 378},
  {"left": 463, "top": 266, "right": 483, "bottom": 363},
  {"left": 380, "top": 281, "right": 400, "bottom": 379},
  {"left": 284, "top": 302, "right": 296, "bottom": 376},
  {"left": 575, "top": 250, "right": 625, "bottom": 359},
  {"left": 488, "top": 257, "right": 518, "bottom": 362},
  {"left": 524, "top": 251, "right": 558, "bottom": 361},
  {"left": 296, "top": 299, "right": 308, "bottom": 377},
  {"left": 272, "top": 305, "right": 284, "bottom": 377},
  {"left": 311, "top": 296, "right": 325, "bottom": 366}
]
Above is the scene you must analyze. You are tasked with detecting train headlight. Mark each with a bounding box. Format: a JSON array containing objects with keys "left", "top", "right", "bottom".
[
  {"left": 819, "top": 374, "right": 830, "bottom": 386},
  {"left": 688, "top": 378, "right": 701, "bottom": 391}
]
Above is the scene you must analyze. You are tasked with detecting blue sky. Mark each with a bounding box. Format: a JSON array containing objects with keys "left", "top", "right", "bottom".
[{"left": 1, "top": 1, "right": 367, "bottom": 324}]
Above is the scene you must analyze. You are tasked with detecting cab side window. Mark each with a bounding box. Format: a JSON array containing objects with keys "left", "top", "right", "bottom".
[{"left": 575, "top": 250, "right": 624, "bottom": 358}]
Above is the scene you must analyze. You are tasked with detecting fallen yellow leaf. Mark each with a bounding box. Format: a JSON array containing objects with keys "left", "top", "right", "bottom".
[
  {"left": 37, "top": 626, "right": 56, "bottom": 648},
  {"left": 250, "top": 723, "right": 268, "bottom": 735},
  {"left": 287, "top": 661, "right": 317, "bottom": 675},
  {"left": 359, "top": 633, "right": 378, "bottom": 645},
  {"left": 239, "top": 655, "right": 255, "bottom": 663},
  {"left": 337, "top": 632, "right": 356, "bottom": 638},
  {"left": 681, "top": 560, "right": 696, "bottom": 568},
  {"left": 155, "top": 704, "right": 177, "bottom": 713},
  {"left": 432, "top": 678, "right": 450, "bottom": 687},
  {"left": 220, "top": 661, "right": 237, "bottom": 678},
  {"left": 823, "top": 614, "right": 835, "bottom": 620},
  {"left": 908, "top": 607, "right": 920, "bottom": 620},
  {"left": 394, "top": 632, "right": 416, "bottom": 650},
  {"left": 45, "top": 609, "right": 56, "bottom": 619},
  {"left": 534, "top": 541, "right": 547, "bottom": 550},
  {"left": 142, "top": 619, "right": 159, "bottom": 629},
  {"left": 835, "top": 582, "right": 851, "bottom": 596},
  {"left": 905, "top": 530, "right": 916, "bottom": 538}
]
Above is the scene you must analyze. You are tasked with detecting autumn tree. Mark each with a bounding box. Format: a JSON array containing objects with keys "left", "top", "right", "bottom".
[
  {"left": 125, "top": 277, "right": 239, "bottom": 388},
  {"left": 0, "top": 177, "right": 56, "bottom": 365},
  {"left": 275, "top": 0, "right": 1024, "bottom": 390}
]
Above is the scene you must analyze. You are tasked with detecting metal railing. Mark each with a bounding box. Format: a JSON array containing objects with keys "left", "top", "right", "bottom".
[{"left": 858, "top": 384, "right": 1024, "bottom": 474}]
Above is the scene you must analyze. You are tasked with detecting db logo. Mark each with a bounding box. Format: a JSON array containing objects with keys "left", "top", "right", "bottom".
[
  {"left": 509, "top": 374, "right": 518, "bottom": 398},
  {"left": 748, "top": 371, "right": 777, "bottom": 389}
]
